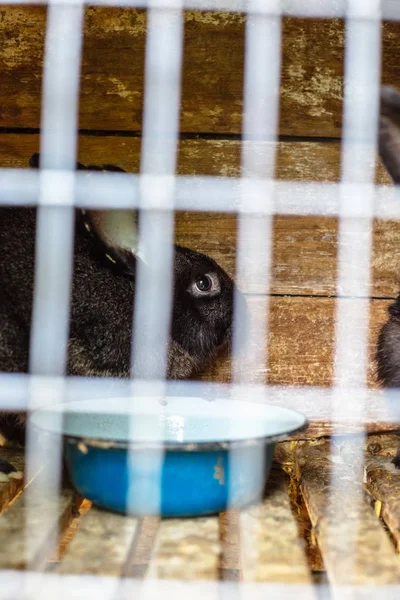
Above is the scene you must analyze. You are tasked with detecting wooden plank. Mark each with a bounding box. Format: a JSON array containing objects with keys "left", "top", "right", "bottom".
[
  {"left": 277, "top": 436, "right": 400, "bottom": 565},
  {"left": 239, "top": 467, "right": 313, "bottom": 585},
  {"left": 1, "top": 8, "right": 400, "bottom": 137},
  {"left": 271, "top": 449, "right": 325, "bottom": 573},
  {"left": 57, "top": 506, "right": 139, "bottom": 575},
  {"left": 296, "top": 441, "right": 400, "bottom": 585},
  {"left": 0, "top": 132, "right": 388, "bottom": 182},
  {"left": 122, "top": 516, "right": 160, "bottom": 578},
  {"left": 52, "top": 498, "right": 92, "bottom": 564},
  {"left": 146, "top": 515, "right": 220, "bottom": 580},
  {"left": 0, "top": 133, "right": 397, "bottom": 298},
  {"left": 218, "top": 509, "right": 242, "bottom": 581},
  {"left": 0, "top": 477, "right": 78, "bottom": 570},
  {"left": 200, "top": 296, "right": 390, "bottom": 389},
  {"left": 0, "top": 448, "right": 24, "bottom": 513},
  {"left": 364, "top": 434, "right": 400, "bottom": 552}
]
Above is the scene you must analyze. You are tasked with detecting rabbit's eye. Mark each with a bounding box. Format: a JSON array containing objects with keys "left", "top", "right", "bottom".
[
  {"left": 195, "top": 275, "right": 213, "bottom": 293},
  {"left": 189, "top": 271, "right": 220, "bottom": 298}
]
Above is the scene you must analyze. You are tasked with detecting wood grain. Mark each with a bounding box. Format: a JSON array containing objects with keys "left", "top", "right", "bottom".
[
  {"left": 296, "top": 441, "right": 400, "bottom": 585},
  {"left": 0, "top": 8, "right": 400, "bottom": 137},
  {"left": 0, "top": 131, "right": 388, "bottom": 181},
  {"left": 239, "top": 466, "right": 313, "bottom": 585},
  {"left": 0, "top": 477, "right": 78, "bottom": 570},
  {"left": 53, "top": 498, "right": 92, "bottom": 563},
  {"left": 57, "top": 506, "right": 138, "bottom": 575},
  {"left": 146, "top": 515, "right": 220, "bottom": 580},
  {"left": 364, "top": 434, "right": 400, "bottom": 552},
  {"left": 200, "top": 296, "right": 390, "bottom": 388},
  {"left": 218, "top": 509, "right": 242, "bottom": 581},
  {"left": 123, "top": 516, "right": 160, "bottom": 578},
  {"left": 0, "top": 133, "right": 397, "bottom": 298}
]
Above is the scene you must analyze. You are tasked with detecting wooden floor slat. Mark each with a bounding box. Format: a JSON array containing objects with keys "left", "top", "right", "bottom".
[
  {"left": 296, "top": 441, "right": 400, "bottom": 585},
  {"left": 53, "top": 498, "right": 92, "bottom": 564},
  {"left": 57, "top": 506, "right": 139, "bottom": 575},
  {"left": 122, "top": 516, "right": 160, "bottom": 578},
  {"left": 364, "top": 435, "right": 400, "bottom": 552},
  {"left": 146, "top": 516, "right": 220, "bottom": 580},
  {"left": 239, "top": 467, "right": 313, "bottom": 585},
  {"left": 0, "top": 476, "right": 78, "bottom": 571},
  {"left": 218, "top": 509, "right": 242, "bottom": 581}
]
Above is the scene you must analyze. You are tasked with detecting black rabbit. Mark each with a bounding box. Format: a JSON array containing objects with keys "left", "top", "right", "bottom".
[
  {"left": 0, "top": 153, "right": 244, "bottom": 475},
  {"left": 376, "top": 85, "right": 400, "bottom": 467}
]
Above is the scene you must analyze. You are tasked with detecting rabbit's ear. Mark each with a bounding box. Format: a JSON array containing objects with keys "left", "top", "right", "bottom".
[
  {"left": 82, "top": 210, "right": 140, "bottom": 266},
  {"left": 379, "top": 86, "right": 400, "bottom": 184},
  {"left": 29, "top": 154, "right": 140, "bottom": 262}
]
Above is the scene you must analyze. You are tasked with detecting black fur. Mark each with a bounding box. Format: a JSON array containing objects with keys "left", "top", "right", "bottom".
[
  {"left": 0, "top": 154, "right": 244, "bottom": 473},
  {"left": 376, "top": 86, "right": 400, "bottom": 468}
]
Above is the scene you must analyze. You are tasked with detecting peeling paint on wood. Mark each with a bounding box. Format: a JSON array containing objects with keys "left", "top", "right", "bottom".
[{"left": 0, "top": 7, "right": 399, "bottom": 136}]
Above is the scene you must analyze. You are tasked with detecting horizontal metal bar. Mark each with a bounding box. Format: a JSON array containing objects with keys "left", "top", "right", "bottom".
[
  {"left": 0, "top": 372, "right": 397, "bottom": 423},
  {"left": 2, "top": 571, "right": 400, "bottom": 600},
  {"left": 1, "top": 170, "right": 400, "bottom": 218}
]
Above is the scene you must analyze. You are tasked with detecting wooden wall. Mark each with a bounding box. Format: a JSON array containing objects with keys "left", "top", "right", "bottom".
[
  {"left": 0, "top": 6, "right": 399, "bottom": 389},
  {"left": 0, "top": 6, "right": 400, "bottom": 136}
]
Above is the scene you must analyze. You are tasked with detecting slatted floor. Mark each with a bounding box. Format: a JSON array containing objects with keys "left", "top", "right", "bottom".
[{"left": 1, "top": 435, "right": 400, "bottom": 584}]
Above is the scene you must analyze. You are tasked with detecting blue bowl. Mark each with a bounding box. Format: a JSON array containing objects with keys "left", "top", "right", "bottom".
[{"left": 30, "top": 396, "right": 307, "bottom": 517}]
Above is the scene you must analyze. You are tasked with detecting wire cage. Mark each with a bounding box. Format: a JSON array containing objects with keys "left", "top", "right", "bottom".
[{"left": 1, "top": 0, "right": 400, "bottom": 598}]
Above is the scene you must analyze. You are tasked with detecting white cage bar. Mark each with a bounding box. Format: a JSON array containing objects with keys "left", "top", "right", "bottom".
[
  {"left": 0, "top": 0, "right": 399, "bottom": 596},
  {"left": 329, "top": 0, "right": 382, "bottom": 591},
  {"left": 3, "top": 174, "right": 400, "bottom": 219},
  {"left": 24, "top": 0, "right": 85, "bottom": 579},
  {"left": 128, "top": 0, "right": 184, "bottom": 521}
]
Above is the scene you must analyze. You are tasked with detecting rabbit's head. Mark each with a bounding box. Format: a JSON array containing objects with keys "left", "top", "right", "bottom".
[
  {"left": 171, "top": 245, "right": 236, "bottom": 366},
  {"left": 29, "top": 153, "right": 243, "bottom": 378}
]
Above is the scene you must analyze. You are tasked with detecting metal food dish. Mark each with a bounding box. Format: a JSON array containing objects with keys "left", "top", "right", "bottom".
[{"left": 30, "top": 396, "right": 307, "bottom": 517}]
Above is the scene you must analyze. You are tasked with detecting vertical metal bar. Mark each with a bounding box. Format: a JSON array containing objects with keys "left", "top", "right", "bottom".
[
  {"left": 330, "top": 0, "right": 381, "bottom": 593},
  {"left": 131, "top": 0, "right": 183, "bottom": 382},
  {"left": 232, "top": 1, "right": 281, "bottom": 385},
  {"left": 127, "top": 0, "right": 183, "bottom": 538},
  {"left": 29, "top": 1, "right": 83, "bottom": 375},
  {"left": 229, "top": 0, "right": 282, "bottom": 587},
  {"left": 24, "top": 0, "right": 84, "bottom": 581}
]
